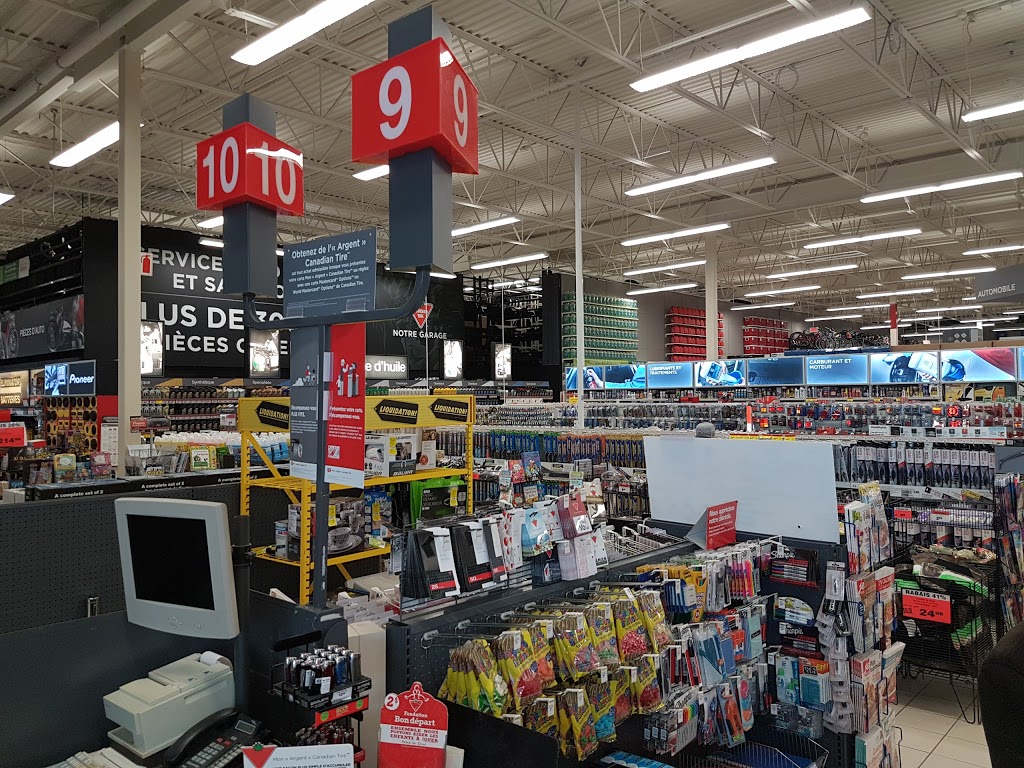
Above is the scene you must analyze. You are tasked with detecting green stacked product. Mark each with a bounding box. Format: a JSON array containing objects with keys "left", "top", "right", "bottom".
[
  {"left": 561, "top": 293, "right": 639, "bottom": 365},
  {"left": 411, "top": 476, "right": 468, "bottom": 524}
]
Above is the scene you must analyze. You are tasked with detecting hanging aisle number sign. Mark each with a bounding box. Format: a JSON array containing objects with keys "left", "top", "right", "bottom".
[
  {"left": 350, "top": 38, "right": 479, "bottom": 174},
  {"left": 196, "top": 122, "right": 305, "bottom": 214}
]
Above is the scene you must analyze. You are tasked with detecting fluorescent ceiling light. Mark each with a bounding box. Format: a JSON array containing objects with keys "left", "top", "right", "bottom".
[
  {"left": 630, "top": 7, "right": 871, "bottom": 92},
  {"left": 232, "top": 0, "right": 376, "bottom": 66},
  {"left": 224, "top": 8, "right": 278, "bottom": 27},
  {"left": 199, "top": 238, "right": 224, "bottom": 248},
  {"left": 826, "top": 303, "right": 890, "bottom": 311},
  {"left": 471, "top": 252, "right": 548, "bottom": 270},
  {"left": 493, "top": 279, "right": 526, "bottom": 288},
  {"left": 1003, "top": 311, "right": 1024, "bottom": 315},
  {"left": 197, "top": 216, "right": 224, "bottom": 229},
  {"left": 954, "top": 322, "right": 996, "bottom": 327},
  {"left": 353, "top": 164, "right": 389, "bottom": 181},
  {"left": 903, "top": 331, "right": 945, "bottom": 337},
  {"left": 962, "top": 244, "right": 1024, "bottom": 255},
  {"left": 861, "top": 323, "right": 910, "bottom": 329},
  {"left": 997, "top": 326, "right": 1024, "bottom": 332},
  {"left": 520, "top": 285, "right": 543, "bottom": 292},
  {"left": 50, "top": 122, "right": 121, "bottom": 167},
  {"left": 902, "top": 266, "right": 995, "bottom": 280},
  {"left": 0, "top": 192, "right": 13, "bottom": 206},
  {"left": 275, "top": 248, "right": 284, "bottom": 256},
  {"left": 915, "top": 305, "right": 983, "bottom": 312},
  {"left": 452, "top": 216, "right": 519, "bottom": 237},
  {"left": 857, "top": 288, "right": 934, "bottom": 299},
  {"left": 626, "top": 282, "right": 698, "bottom": 296},
  {"left": 962, "top": 296, "right": 977, "bottom": 301},
  {"left": 861, "top": 171, "right": 1024, "bottom": 204},
  {"left": 915, "top": 314, "right": 944, "bottom": 321},
  {"left": 729, "top": 301, "right": 795, "bottom": 311},
  {"left": 963, "top": 99, "right": 1024, "bottom": 123},
  {"left": 625, "top": 157, "right": 775, "bottom": 196},
  {"left": 744, "top": 284, "right": 819, "bottom": 298},
  {"left": 463, "top": 287, "right": 474, "bottom": 293},
  {"left": 393, "top": 268, "right": 457, "bottom": 279},
  {"left": 766, "top": 263, "right": 857, "bottom": 279},
  {"left": 620, "top": 222, "right": 730, "bottom": 247},
  {"left": 806, "top": 314, "right": 861, "bottom": 321},
  {"left": 623, "top": 258, "right": 706, "bottom": 277},
  {"left": 803, "top": 227, "right": 922, "bottom": 250}
]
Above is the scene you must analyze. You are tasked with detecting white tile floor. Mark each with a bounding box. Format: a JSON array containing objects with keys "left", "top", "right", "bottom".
[{"left": 896, "top": 675, "right": 990, "bottom": 768}]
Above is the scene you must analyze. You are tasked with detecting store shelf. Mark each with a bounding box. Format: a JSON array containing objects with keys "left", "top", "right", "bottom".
[
  {"left": 254, "top": 545, "right": 391, "bottom": 567},
  {"left": 365, "top": 466, "right": 470, "bottom": 487},
  {"left": 141, "top": 398, "right": 239, "bottom": 404},
  {"left": 834, "top": 480, "right": 993, "bottom": 501}
]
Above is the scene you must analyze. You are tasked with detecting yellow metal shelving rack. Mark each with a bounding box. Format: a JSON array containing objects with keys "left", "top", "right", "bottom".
[{"left": 238, "top": 394, "right": 475, "bottom": 605}]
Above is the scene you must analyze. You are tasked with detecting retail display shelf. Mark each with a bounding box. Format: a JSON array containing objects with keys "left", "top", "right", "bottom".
[
  {"left": 141, "top": 398, "right": 239, "bottom": 404},
  {"left": 560, "top": 330, "right": 639, "bottom": 343},
  {"left": 834, "top": 480, "right": 994, "bottom": 501},
  {"left": 248, "top": 466, "right": 470, "bottom": 492},
  {"left": 254, "top": 545, "right": 390, "bottom": 568}
]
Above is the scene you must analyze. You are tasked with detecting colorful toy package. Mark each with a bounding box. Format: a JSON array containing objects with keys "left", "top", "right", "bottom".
[
  {"left": 612, "top": 592, "right": 653, "bottom": 662},
  {"left": 523, "top": 696, "right": 558, "bottom": 738},
  {"left": 586, "top": 673, "right": 617, "bottom": 742},
  {"left": 632, "top": 653, "right": 664, "bottom": 714},
  {"left": 612, "top": 666, "right": 636, "bottom": 724},
  {"left": 554, "top": 612, "right": 601, "bottom": 681},
  {"left": 557, "top": 688, "right": 600, "bottom": 760},
  {"left": 495, "top": 629, "right": 543, "bottom": 711},
  {"left": 528, "top": 621, "right": 557, "bottom": 689},
  {"left": 585, "top": 602, "right": 619, "bottom": 667},
  {"left": 638, "top": 589, "right": 672, "bottom": 651},
  {"left": 438, "top": 639, "right": 508, "bottom": 717}
]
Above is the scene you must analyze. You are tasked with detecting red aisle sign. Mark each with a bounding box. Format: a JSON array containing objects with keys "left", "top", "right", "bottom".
[
  {"left": 351, "top": 38, "right": 479, "bottom": 174},
  {"left": 705, "top": 500, "right": 738, "bottom": 549},
  {"left": 196, "top": 122, "right": 304, "bottom": 215},
  {"left": 901, "top": 588, "right": 951, "bottom": 624},
  {"left": 325, "top": 323, "right": 367, "bottom": 488},
  {"left": 0, "top": 422, "right": 26, "bottom": 448},
  {"left": 413, "top": 303, "right": 433, "bottom": 329},
  {"left": 378, "top": 682, "right": 448, "bottom": 768}
]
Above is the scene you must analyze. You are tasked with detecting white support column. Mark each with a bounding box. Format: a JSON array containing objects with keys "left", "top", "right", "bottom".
[
  {"left": 704, "top": 234, "right": 719, "bottom": 360},
  {"left": 889, "top": 302, "right": 899, "bottom": 347},
  {"left": 117, "top": 46, "right": 142, "bottom": 475},
  {"left": 574, "top": 88, "right": 584, "bottom": 428}
]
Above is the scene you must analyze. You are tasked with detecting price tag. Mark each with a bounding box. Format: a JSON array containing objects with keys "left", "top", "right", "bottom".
[
  {"left": 901, "top": 588, "right": 951, "bottom": 624},
  {"left": 894, "top": 508, "right": 912, "bottom": 520},
  {"left": 0, "top": 422, "right": 26, "bottom": 448},
  {"left": 220, "top": 412, "right": 237, "bottom": 428}
]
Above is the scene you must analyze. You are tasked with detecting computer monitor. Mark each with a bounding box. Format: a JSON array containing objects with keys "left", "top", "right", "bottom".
[{"left": 114, "top": 498, "right": 239, "bottom": 640}]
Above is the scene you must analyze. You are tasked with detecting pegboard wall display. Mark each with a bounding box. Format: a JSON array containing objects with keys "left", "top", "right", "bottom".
[{"left": 0, "top": 483, "right": 241, "bottom": 636}]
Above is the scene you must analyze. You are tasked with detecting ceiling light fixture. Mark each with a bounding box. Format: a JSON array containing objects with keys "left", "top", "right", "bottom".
[
  {"left": 452, "top": 216, "right": 520, "bottom": 237},
  {"left": 826, "top": 303, "right": 890, "bottom": 311},
  {"left": 232, "top": 0, "right": 376, "bottom": 65},
  {"left": 224, "top": 8, "right": 278, "bottom": 27},
  {"left": 803, "top": 227, "right": 922, "bottom": 250},
  {"left": 623, "top": 259, "right": 707, "bottom": 277},
  {"left": 962, "top": 244, "right": 1024, "bottom": 256},
  {"left": 629, "top": 7, "right": 871, "bottom": 92},
  {"left": 729, "top": 301, "right": 796, "bottom": 311},
  {"left": 744, "top": 284, "right": 820, "bottom": 298},
  {"left": 471, "top": 252, "right": 548, "bottom": 270},
  {"left": 197, "top": 216, "right": 224, "bottom": 229},
  {"left": 915, "top": 305, "right": 983, "bottom": 312},
  {"left": 806, "top": 314, "right": 862, "bottom": 321},
  {"left": 276, "top": 248, "right": 284, "bottom": 256},
  {"left": 353, "top": 164, "right": 389, "bottom": 181},
  {"left": 766, "top": 263, "right": 857, "bottom": 279},
  {"left": 51, "top": 122, "right": 122, "bottom": 167},
  {"left": 199, "top": 238, "right": 224, "bottom": 248},
  {"left": 997, "top": 326, "right": 1024, "bottom": 332},
  {"left": 861, "top": 170, "right": 1023, "bottom": 204},
  {"left": 625, "top": 157, "right": 775, "bottom": 196},
  {"left": 962, "top": 296, "right": 977, "bottom": 301},
  {"left": 857, "top": 288, "right": 934, "bottom": 299},
  {"left": 0, "top": 192, "right": 13, "bottom": 206},
  {"left": 493, "top": 279, "right": 526, "bottom": 289},
  {"left": 963, "top": 99, "right": 1024, "bottom": 123},
  {"left": 901, "top": 266, "right": 996, "bottom": 280},
  {"left": 861, "top": 323, "right": 910, "bottom": 330},
  {"left": 625, "top": 282, "right": 699, "bottom": 296},
  {"left": 903, "top": 331, "right": 945, "bottom": 337},
  {"left": 620, "top": 221, "right": 730, "bottom": 247}
]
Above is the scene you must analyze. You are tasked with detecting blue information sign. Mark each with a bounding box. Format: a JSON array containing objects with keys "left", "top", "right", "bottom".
[
  {"left": 646, "top": 362, "right": 694, "bottom": 389},
  {"left": 283, "top": 228, "right": 377, "bottom": 317},
  {"left": 807, "top": 354, "right": 869, "bottom": 385},
  {"left": 746, "top": 357, "right": 804, "bottom": 386}
]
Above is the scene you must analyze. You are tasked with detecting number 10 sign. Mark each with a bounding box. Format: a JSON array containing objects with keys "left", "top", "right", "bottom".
[{"left": 351, "top": 38, "right": 479, "bottom": 174}]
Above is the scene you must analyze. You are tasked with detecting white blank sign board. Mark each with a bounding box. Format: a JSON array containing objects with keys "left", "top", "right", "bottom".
[{"left": 644, "top": 435, "right": 840, "bottom": 543}]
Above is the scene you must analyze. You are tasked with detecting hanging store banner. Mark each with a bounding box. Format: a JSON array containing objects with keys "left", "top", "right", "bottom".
[
  {"left": 238, "top": 397, "right": 290, "bottom": 433},
  {"left": 974, "top": 263, "right": 1024, "bottom": 304},
  {"left": 0, "top": 294, "right": 84, "bottom": 362},
  {"left": 324, "top": 323, "right": 367, "bottom": 488},
  {"left": 289, "top": 327, "right": 322, "bottom": 482},
  {"left": 365, "top": 394, "right": 473, "bottom": 430},
  {"left": 0, "top": 371, "right": 28, "bottom": 405},
  {"left": 283, "top": 229, "right": 377, "bottom": 317},
  {"left": 378, "top": 682, "right": 448, "bottom": 768}
]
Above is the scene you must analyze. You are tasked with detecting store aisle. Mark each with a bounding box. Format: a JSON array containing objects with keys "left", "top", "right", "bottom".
[{"left": 896, "top": 675, "right": 989, "bottom": 768}]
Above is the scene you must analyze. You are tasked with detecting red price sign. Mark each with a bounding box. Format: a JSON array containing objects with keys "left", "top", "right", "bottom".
[
  {"left": 351, "top": 38, "right": 478, "bottom": 174},
  {"left": 901, "top": 588, "right": 951, "bottom": 624},
  {"left": 196, "top": 122, "right": 304, "bottom": 215},
  {"left": 412, "top": 303, "right": 433, "bottom": 329},
  {"left": 0, "top": 422, "right": 26, "bottom": 448},
  {"left": 893, "top": 507, "right": 912, "bottom": 520}
]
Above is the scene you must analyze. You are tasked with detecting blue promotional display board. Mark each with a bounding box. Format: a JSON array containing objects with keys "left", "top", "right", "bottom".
[
  {"left": 806, "top": 354, "right": 869, "bottom": 385},
  {"left": 565, "top": 366, "right": 604, "bottom": 390},
  {"left": 745, "top": 356, "right": 804, "bottom": 386},
  {"left": 646, "top": 361, "right": 694, "bottom": 389},
  {"left": 603, "top": 363, "right": 646, "bottom": 389},
  {"left": 283, "top": 228, "right": 377, "bottom": 317},
  {"left": 941, "top": 348, "right": 1016, "bottom": 382},
  {"left": 695, "top": 360, "right": 745, "bottom": 387}
]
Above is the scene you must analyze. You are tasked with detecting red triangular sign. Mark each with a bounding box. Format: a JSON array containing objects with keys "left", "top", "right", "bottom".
[
  {"left": 241, "top": 744, "right": 276, "bottom": 768},
  {"left": 412, "top": 303, "right": 433, "bottom": 329}
]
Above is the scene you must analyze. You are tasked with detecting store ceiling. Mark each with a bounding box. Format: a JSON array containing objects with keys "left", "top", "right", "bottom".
[{"left": 1, "top": 0, "right": 1024, "bottom": 327}]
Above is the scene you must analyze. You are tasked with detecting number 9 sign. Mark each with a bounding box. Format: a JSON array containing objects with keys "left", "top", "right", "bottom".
[{"left": 351, "top": 38, "right": 479, "bottom": 175}]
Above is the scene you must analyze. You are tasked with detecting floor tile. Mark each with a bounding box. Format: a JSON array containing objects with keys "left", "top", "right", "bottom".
[
  {"left": 895, "top": 707, "right": 957, "bottom": 735},
  {"left": 900, "top": 746, "right": 928, "bottom": 768},
  {"left": 899, "top": 725, "right": 944, "bottom": 752},
  {"left": 922, "top": 755, "right": 976, "bottom": 768},
  {"left": 948, "top": 718, "right": 988, "bottom": 746},
  {"left": 932, "top": 736, "right": 992, "bottom": 767},
  {"left": 908, "top": 693, "right": 973, "bottom": 719}
]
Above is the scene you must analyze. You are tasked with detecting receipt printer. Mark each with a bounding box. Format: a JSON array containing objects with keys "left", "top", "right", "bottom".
[{"left": 104, "top": 653, "right": 234, "bottom": 758}]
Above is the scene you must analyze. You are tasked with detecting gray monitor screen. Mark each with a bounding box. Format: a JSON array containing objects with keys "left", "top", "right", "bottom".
[{"left": 127, "top": 515, "right": 215, "bottom": 610}]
